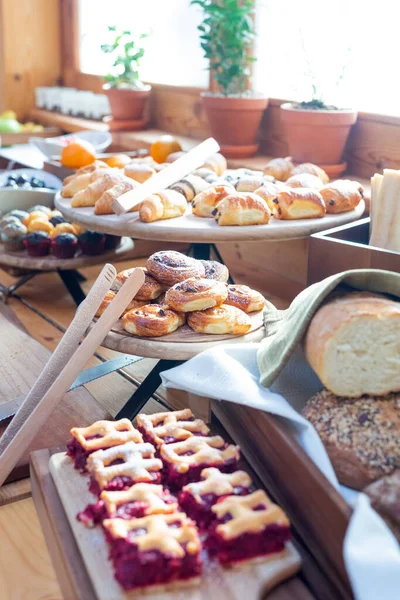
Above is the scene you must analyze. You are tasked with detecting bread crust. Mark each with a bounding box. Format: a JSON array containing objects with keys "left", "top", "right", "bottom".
[
  {"left": 165, "top": 277, "right": 228, "bottom": 312},
  {"left": 146, "top": 251, "right": 205, "bottom": 286},
  {"left": 272, "top": 188, "right": 326, "bottom": 219},
  {"left": 320, "top": 180, "right": 363, "bottom": 213},
  {"left": 302, "top": 389, "right": 400, "bottom": 490},
  {"left": 187, "top": 304, "right": 251, "bottom": 335},
  {"left": 304, "top": 292, "right": 400, "bottom": 397},
  {"left": 225, "top": 284, "right": 265, "bottom": 313},
  {"left": 122, "top": 304, "right": 185, "bottom": 337}
]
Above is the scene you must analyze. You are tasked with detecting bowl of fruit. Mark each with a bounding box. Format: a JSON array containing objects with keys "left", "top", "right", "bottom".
[
  {"left": 0, "top": 169, "right": 62, "bottom": 213},
  {"left": 30, "top": 130, "right": 112, "bottom": 160}
]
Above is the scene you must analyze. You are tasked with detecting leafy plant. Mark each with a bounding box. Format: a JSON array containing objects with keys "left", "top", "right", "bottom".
[
  {"left": 191, "top": 0, "right": 256, "bottom": 95},
  {"left": 101, "top": 26, "right": 147, "bottom": 89}
]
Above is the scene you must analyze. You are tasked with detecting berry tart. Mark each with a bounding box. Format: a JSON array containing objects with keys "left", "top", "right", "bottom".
[
  {"left": 136, "top": 409, "right": 210, "bottom": 449},
  {"left": 87, "top": 441, "right": 163, "bottom": 495},
  {"left": 160, "top": 435, "right": 240, "bottom": 489},
  {"left": 206, "top": 490, "right": 291, "bottom": 565},
  {"left": 102, "top": 513, "right": 202, "bottom": 590},
  {"left": 78, "top": 482, "right": 178, "bottom": 528},
  {"left": 67, "top": 419, "right": 143, "bottom": 471},
  {"left": 51, "top": 233, "right": 78, "bottom": 259},
  {"left": 179, "top": 468, "right": 252, "bottom": 529},
  {"left": 23, "top": 231, "right": 51, "bottom": 257},
  {"left": 79, "top": 230, "right": 106, "bottom": 256}
]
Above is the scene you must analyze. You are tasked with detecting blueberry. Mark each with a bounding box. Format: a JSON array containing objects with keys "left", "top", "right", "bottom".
[
  {"left": 21, "top": 182, "right": 32, "bottom": 190},
  {"left": 49, "top": 215, "right": 67, "bottom": 226},
  {"left": 16, "top": 174, "right": 29, "bottom": 185},
  {"left": 7, "top": 175, "right": 18, "bottom": 184},
  {"left": 30, "top": 177, "right": 46, "bottom": 188}
]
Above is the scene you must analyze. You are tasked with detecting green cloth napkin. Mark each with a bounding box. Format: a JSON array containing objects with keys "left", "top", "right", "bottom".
[{"left": 257, "top": 269, "right": 400, "bottom": 388}]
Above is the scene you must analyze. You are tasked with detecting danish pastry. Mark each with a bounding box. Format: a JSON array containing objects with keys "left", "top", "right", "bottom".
[
  {"left": 95, "top": 291, "right": 146, "bottom": 318},
  {"left": 235, "top": 175, "right": 266, "bottom": 193},
  {"left": 320, "top": 180, "right": 363, "bottom": 213},
  {"left": 165, "top": 277, "right": 228, "bottom": 312},
  {"left": 214, "top": 192, "right": 270, "bottom": 226},
  {"left": 254, "top": 181, "right": 288, "bottom": 211},
  {"left": 139, "top": 190, "right": 187, "bottom": 222},
  {"left": 71, "top": 172, "right": 124, "bottom": 208},
  {"left": 122, "top": 304, "right": 185, "bottom": 337},
  {"left": 62, "top": 166, "right": 114, "bottom": 198},
  {"left": 124, "top": 162, "right": 155, "bottom": 183},
  {"left": 112, "top": 267, "right": 163, "bottom": 300},
  {"left": 263, "top": 157, "right": 294, "bottom": 181},
  {"left": 192, "top": 185, "right": 235, "bottom": 218},
  {"left": 273, "top": 188, "right": 326, "bottom": 219},
  {"left": 146, "top": 251, "right": 205, "bottom": 285},
  {"left": 201, "top": 153, "right": 227, "bottom": 176},
  {"left": 192, "top": 168, "right": 219, "bottom": 184},
  {"left": 187, "top": 305, "right": 252, "bottom": 335},
  {"left": 94, "top": 178, "right": 139, "bottom": 215},
  {"left": 225, "top": 284, "right": 265, "bottom": 313},
  {"left": 200, "top": 260, "right": 229, "bottom": 282},
  {"left": 63, "top": 160, "right": 109, "bottom": 186},
  {"left": 169, "top": 175, "right": 209, "bottom": 202},
  {"left": 286, "top": 173, "right": 324, "bottom": 190},
  {"left": 291, "top": 163, "right": 329, "bottom": 183}
]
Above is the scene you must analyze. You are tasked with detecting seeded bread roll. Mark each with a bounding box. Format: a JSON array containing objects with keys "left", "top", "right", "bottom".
[
  {"left": 364, "top": 470, "right": 400, "bottom": 542},
  {"left": 302, "top": 390, "right": 400, "bottom": 490},
  {"left": 304, "top": 292, "right": 400, "bottom": 397}
]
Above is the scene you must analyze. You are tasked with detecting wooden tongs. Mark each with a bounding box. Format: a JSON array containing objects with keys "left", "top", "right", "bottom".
[{"left": 0, "top": 264, "right": 145, "bottom": 486}]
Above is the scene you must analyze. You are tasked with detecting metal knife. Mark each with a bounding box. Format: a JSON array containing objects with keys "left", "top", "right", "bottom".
[{"left": 0, "top": 354, "right": 143, "bottom": 423}]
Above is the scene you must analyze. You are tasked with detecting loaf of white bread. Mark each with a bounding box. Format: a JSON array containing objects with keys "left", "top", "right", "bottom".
[
  {"left": 304, "top": 292, "right": 400, "bottom": 398},
  {"left": 369, "top": 169, "right": 400, "bottom": 252}
]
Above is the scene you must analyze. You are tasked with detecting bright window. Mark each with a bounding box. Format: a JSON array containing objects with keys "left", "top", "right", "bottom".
[
  {"left": 78, "top": 0, "right": 209, "bottom": 87},
  {"left": 254, "top": 0, "right": 400, "bottom": 115}
]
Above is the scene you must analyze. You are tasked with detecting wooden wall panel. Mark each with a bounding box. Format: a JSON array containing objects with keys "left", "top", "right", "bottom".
[{"left": 0, "top": 0, "right": 61, "bottom": 119}]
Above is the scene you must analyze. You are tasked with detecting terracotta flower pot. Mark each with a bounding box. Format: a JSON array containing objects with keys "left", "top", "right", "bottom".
[
  {"left": 103, "top": 85, "right": 151, "bottom": 122},
  {"left": 280, "top": 102, "right": 357, "bottom": 165},
  {"left": 202, "top": 94, "right": 269, "bottom": 158}
]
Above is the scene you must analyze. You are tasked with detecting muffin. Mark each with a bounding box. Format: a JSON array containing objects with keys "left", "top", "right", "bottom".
[
  {"left": 1, "top": 221, "right": 27, "bottom": 251},
  {"left": 104, "top": 234, "right": 121, "bottom": 251},
  {"left": 51, "top": 233, "right": 78, "bottom": 259},
  {"left": 23, "top": 231, "right": 51, "bottom": 257},
  {"left": 79, "top": 230, "right": 106, "bottom": 256},
  {"left": 28, "top": 204, "right": 51, "bottom": 215},
  {"left": 0, "top": 215, "right": 21, "bottom": 234},
  {"left": 8, "top": 209, "right": 29, "bottom": 222}
]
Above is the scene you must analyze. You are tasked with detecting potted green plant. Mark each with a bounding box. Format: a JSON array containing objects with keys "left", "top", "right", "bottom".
[
  {"left": 280, "top": 64, "right": 357, "bottom": 170},
  {"left": 191, "top": 0, "right": 268, "bottom": 157},
  {"left": 101, "top": 26, "right": 151, "bottom": 124}
]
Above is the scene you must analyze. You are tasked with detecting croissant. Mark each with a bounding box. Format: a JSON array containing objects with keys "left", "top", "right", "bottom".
[
  {"left": 254, "top": 180, "right": 288, "bottom": 211},
  {"left": 235, "top": 175, "right": 266, "bottom": 193},
  {"left": 62, "top": 160, "right": 109, "bottom": 186},
  {"left": 286, "top": 173, "right": 324, "bottom": 190},
  {"left": 94, "top": 178, "right": 139, "bottom": 215},
  {"left": 71, "top": 172, "right": 124, "bottom": 208},
  {"left": 139, "top": 190, "right": 187, "bottom": 222},
  {"left": 201, "top": 153, "right": 227, "bottom": 176},
  {"left": 263, "top": 157, "right": 294, "bottom": 181},
  {"left": 192, "top": 184, "right": 235, "bottom": 218},
  {"left": 273, "top": 188, "right": 326, "bottom": 219},
  {"left": 291, "top": 163, "right": 329, "bottom": 183},
  {"left": 62, "top": 167, "right": 114, "bottom": 198},
  {"left": 320, "top": 180, "right": 363, "bottom": 213},
  {"left": 169, "top": 175, "right": 209, "bottom": 202},
  {"left": 214, "top": 192, "right": 270, "bottom": 226},
  {"left": 192, "top": 168, "right": 219, "bottom": 184},
  {"left": 124, "top": 162, "right": 155, "bottom": 183}
]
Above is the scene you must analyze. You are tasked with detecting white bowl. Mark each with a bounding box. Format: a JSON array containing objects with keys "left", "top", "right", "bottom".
[
  {"left": 30, "top": 130, "right": 112, "bottom": 159},
  {"left": 0, "top": 169, "right": 62, "bottom": 214}
]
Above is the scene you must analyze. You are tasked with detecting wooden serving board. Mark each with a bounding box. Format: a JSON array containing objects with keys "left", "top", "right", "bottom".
[
  {"left": 95, "top": 310, "right": 264, "bottom": 360},
  {"left": 41, "top": 450, "right": 301, "bottom": 600},
  {"left": 0, "top": 237, "right": 136, "bottom": 272},
  {"left": 55, "top": 193, "right": 365, "bottom": 243}
]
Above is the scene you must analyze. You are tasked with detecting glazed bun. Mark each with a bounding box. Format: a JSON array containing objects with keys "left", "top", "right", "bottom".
[
  {"left": 122, "top": 304, "right": 185, "bottom": 337},
  {"left": 146, "top": 251, "right": 205, "bottom": 286},
  {"left": 165, "top": 277, "right": 228, "bottom": 312},
  {"left": 200, "top": 260, "right": 229, "bottom": 282},
  {"left": 187, "top": 304, "right": 251, "bottom": 335},
  {"left": 95, "top": 291, "right": 146, "bottom": 318},
  {"left": 225, "top": 284, "right": 265, "bottom": 313},
  {"left": 113, "top": 267, "right": 163, "bottom": 301}
]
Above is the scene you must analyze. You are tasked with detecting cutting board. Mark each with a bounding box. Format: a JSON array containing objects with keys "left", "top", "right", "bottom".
[{"left": 32, "top": 448, "right": 301, "bottom": 600}]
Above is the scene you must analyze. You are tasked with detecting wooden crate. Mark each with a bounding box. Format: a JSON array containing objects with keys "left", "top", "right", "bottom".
[{"left": 307, "top": 217, "right": 400, "bottom": 285}]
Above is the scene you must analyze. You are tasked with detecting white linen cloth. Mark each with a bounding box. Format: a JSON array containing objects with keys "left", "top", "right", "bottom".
[{"left": 160, "top": 343, "right": 400, "bottom": 600}]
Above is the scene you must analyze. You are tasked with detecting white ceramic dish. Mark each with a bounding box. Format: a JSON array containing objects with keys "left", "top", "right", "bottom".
[
  {"left": 0, "top": 169, "right": 62, "bottom": 213},
  {"left": 29, "top": 130, "right": 112, "bottom": 159}
]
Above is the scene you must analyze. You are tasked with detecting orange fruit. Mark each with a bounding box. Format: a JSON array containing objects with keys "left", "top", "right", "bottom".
[
  {"left": 61, "top": 140, "right": 96, "bottom": 169},
  {"left": 150, "top": 135, "right": 182, "bottom": 164},
  {"left": 105, "top": 154, "right": 132, "bottom": 168}
]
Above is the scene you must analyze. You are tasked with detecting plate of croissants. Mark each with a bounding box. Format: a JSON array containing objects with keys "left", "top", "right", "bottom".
[
  {"left": 93, "top": 251, "right": 266, "bottom": 359},
  {"left": 55, "top": 153, "right": 366, "bottom": 243}
]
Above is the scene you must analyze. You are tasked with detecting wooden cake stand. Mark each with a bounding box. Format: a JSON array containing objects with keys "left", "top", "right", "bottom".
[
  {"left": 91, "top": 309, "right": 264, "bottom": 420},
  {"left": 0, "top": 237, "right": 136, "bottom": 306}
]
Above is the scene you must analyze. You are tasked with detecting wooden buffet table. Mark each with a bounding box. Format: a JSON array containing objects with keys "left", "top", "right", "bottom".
[{"left": 0, "top": 257, "right": 329, "bottom": 600}]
